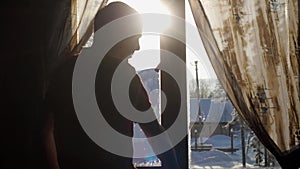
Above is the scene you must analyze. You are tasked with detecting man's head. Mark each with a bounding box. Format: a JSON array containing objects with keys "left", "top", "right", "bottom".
[
  {"left": 94, "top": 2, "right": 142, "bottom": 32},
  {"left": 94, "top": 2, "right": 142, "bottom": 59}
]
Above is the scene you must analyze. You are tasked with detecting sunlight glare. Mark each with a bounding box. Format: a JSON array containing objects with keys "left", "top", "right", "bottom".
[
  {"left": 118, "top": 0, "right": 171, "bottom": 33},
  {"left": 109, "top": 0, "right": 171, "bottom": 71}
]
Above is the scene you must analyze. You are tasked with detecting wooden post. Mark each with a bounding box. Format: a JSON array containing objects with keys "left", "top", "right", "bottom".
[
  {"left": 194, "top": 61, "right": 201, "bottom": 121},
  {"left": 241, "top": 122, "right": 246, "bottom": 167},
  {"left": 230, "top": 127, "right": 234, "bottom": 154},
  {"left": 195, "top": 129, "right": 198, "bottom": 150},
  {"left": 264, "top": 146, "right": 269, "bottom": 167},
  {"left": 194, "top": 61, "right": 203, "bottom": 145}
]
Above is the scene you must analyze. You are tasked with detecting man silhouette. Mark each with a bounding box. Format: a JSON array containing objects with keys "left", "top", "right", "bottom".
[{"left": 44, "top": 2, "right": 180, "bottom": 169}]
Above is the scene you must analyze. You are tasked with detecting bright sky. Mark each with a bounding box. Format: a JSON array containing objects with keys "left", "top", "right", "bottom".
[{"left": 109, "top": 0, "right": 217, "bottom": 80}]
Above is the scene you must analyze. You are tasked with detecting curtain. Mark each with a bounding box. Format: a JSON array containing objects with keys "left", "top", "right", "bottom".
[
  {"left": 188, "top": 0, "right": 300, "bottom": 166},
  {"left": 69, "top": 0, "right": 108, "bottom": 55},
  {"left": 42, "top": 0, "right": 107, "bottom": 79}
]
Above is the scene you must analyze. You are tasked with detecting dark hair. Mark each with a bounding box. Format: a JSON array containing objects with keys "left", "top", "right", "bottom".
[{"left": 94, "top": 2, "right": 142, "bottom": 32}]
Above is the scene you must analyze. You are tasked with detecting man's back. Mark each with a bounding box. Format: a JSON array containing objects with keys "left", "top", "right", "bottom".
[{"left": 46, "top": 56, "right": 139, "bottom": 169}]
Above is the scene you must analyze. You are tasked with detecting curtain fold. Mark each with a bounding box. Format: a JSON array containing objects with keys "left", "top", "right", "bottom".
[
  {"left": 69, "top": 0, "right": 108, "bottom": 55},
  {"left": 46, "top": 0, "right": 107, "bottom": 79},
  {"left": 188, "top": 0, "right": 299, "bottom": 162}
]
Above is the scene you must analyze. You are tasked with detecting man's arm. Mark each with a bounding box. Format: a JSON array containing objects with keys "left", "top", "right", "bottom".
[
  {"left": 42, "top": 112, "right": 60, "bottom": 169},
  {"left": 139, "top": 121, "right": 180, "bottom": 169},
  {"left": 130, "top": 75, "right": 180, "bottom": 169}
]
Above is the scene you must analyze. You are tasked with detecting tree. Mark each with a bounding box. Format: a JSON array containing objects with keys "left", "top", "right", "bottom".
[
  {"left": 189, "top": 79, "right": 198, "bottom": 98},
  {"left": 210, "top": 79, "right": 227, "bottom": 101},
  {"left": 199, "top": 79, "right": 210, "bottom": 98},
  {"left": 189, "top": 79, "right": 211, "bottom": 98}
]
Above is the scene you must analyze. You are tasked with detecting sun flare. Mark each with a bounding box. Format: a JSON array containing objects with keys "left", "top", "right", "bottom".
[
  {"left": 112, "top": 0, "right": 171, "bottom": 33},
  {"left": 108, "top": 0, "right": 171, "bottom": 71}
]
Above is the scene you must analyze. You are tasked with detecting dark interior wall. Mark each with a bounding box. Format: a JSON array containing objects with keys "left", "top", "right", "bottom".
[
  {"left": 1, "top": 1, "right": 71, "bottom": 168},
  {"left": 160, "top": 1, "right": 188, "bottom": 168}
]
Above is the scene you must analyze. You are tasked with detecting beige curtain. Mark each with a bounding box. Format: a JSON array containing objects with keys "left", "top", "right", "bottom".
[
  {"left": 45, "top": 0, "right": 107, "bottom": 77},
  {"left": 188, "top": 0, "right": 299, "bottom": 160},
  {"left": 69, "top": 0, "right": 107, "bottom": 55}
]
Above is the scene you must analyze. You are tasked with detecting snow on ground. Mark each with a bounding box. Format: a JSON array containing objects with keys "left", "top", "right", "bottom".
[
  {"left": 191, "top": 149, "right": 258, "bottom": 169},
  {"left": 134, "top": 133, "right": 282, "bottom": 168},
  {"left": 191, "top": 134, "right": 282, "bottom": 169},
  {"left": 204, "top": 134, "right": 236, "bottom": 148}
]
